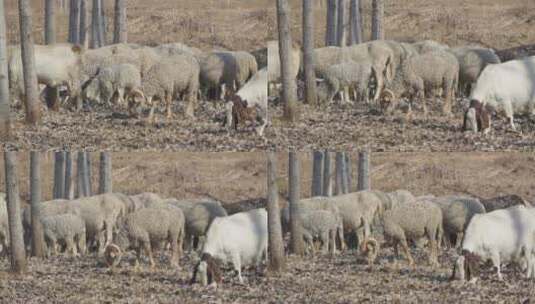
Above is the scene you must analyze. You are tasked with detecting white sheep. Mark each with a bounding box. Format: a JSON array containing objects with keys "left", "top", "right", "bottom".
[
  {"left": 41, "top": 213, "right": 87, "bottom": 257},
  {"left": 83, "top": 63, "right": 141, "bottom": 106},
  {"left": 381, "top": 198, "right": 443, "bottom": 267},
  {"left": 463, "top": 56, "right": 535, "bottom": 133},
  {"left": 449, "top": 46, "right": 500, "bottom": 96},
  {"left": 300, "top": 209, "right": 343, "bottom": 255},
  {"left": 191, "top": 208, "right": 267, "bottom": 286}
]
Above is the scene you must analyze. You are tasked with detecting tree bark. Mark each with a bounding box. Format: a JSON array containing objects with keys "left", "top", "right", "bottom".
[
  {"left": 4, "top": 151, "right": 27, "bottom": 273},
  {"left": 98, "top": 151, "right": 112, "bottom": 194},
  {"left": 18, "top": 0, "right": 41, "bottom": 125},
  {"left": 30, "top": 151, "right": 45, "bottom": 258},
  {"left": 113, "top": 0, "right": 126, "bottom": 43},
  {"left": 336, "top": 0, "right": 349, "bottom": 46},
  {"left": 76, "top": 151, "right": 87, "bottom": 198},
  {"left": 100, "top": 0, "right": 107, "bottom": 45},
  {"left": 44, "top": 0, "right": 56, "bottom": 44},
  {"left": 349, "top": 0, "right": 362, "bottom": 44},
  {"left": 288, "top": 151, "right": 304, "bottom": 256},
  {"left": 311, "top": 150, "right": 323, "bottom": 197},
  {"left": 64, "top": 151, "right": 73, "bottom": 199},
  {"left": 53, "top": 151, "right": 66, "bottom": 199},
  {"left": 325, "top": 0, "right": 337, "bottom": 46},
  {"left": 90, "top": 0, "right": 101, "bottom": 48},
  {"left": 335, "top": 151, "right": 346, "bottom": 195},
  {"left": 86, "top": 152, "right": 92, "bottom": 195},
  {"left": 357, "top": 150, "right": 370, "bottom": 191},
  {"left": 79, "top": 0, "right": 87, "bottom": 47},
  {"left": 302, "top": 0, "right": 317, "bottom": 105},
  {"left": 0, "top": 0, "right": 10, "bottom": 140},
  {"left": 322, "top": 150, "right": 332, "bottom": 196},
  {"left": 345, "top": 152, "right": 352, "bottom": 193},
  {"left": 68, "top": 0, "right": 80, "bottom": 43},
  {"left": 267, "top": 152, "right": 285, "bottom": 272},
  {"left": 371, "top": 0, "right": 384, "bottom": 40},
  {"left": 276, "top": 0, "right": 299, "bottom": 122}
]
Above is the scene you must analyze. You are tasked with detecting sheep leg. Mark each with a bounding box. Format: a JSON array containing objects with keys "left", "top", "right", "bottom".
[
  {"left": 169, "top": 235, "right": 179, "bottom": 268},
  {"left": 165, "top": 93, "right": 173, "bottom": 119},
  {"left": 78, "top": 233, "right": 87, "bottom": 255},
  {"left": 455, "top": 232, "right": 463, "bottom": 248},
  {"left": 143, "top": 241, "right": 155, "bottom": 269},
  {"left": 372, "top": 72, "right": 384, "bottom": 103},
  {"left": 116, "top": 87, "right": 125, "bottom": 105},
  {"left": 320, "top": 231, "right": 329, "bottom": 254},
  {"left": 134, "top": 246, "right": 142, "bottom": 271},
  {"left": 329, "top": 229, "right": 337, "bottom": 256},
  {"left": 400, "top": 238, "right": 415, "bottom": 267},
  {"left": 232, "top": 254, "right": 244, "bottom": 284},
  {"left": 66, "top": 237, "right": 76, "bottom": 257}
]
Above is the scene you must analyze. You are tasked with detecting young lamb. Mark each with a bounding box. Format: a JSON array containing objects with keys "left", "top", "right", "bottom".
[
  {"left": 41, "top": 214, "right": 87, "bottom": 257},
  {"left": 300, "top": 209, "right": 343, "bottom": 256},
  {"left": 83, "top": 63, "right": 141, "bottom": 106}
]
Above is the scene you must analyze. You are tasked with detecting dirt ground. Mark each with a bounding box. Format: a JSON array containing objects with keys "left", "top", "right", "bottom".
[{"left": 1, "top": 152, "right": 535, "bottom": 302}]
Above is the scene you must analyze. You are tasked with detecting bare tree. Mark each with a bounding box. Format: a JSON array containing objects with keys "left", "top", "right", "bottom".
[
  {"left": 335, "top": 151, "right": 347, "bottom": 194},
  {"left": 371, "top": 0, "right": 384, "bottom": 40},
  {"left": 113, "top": 0, "right": 126, "bottom": 43},
  {"left": 4, "top": 151, "right": 27, "bottom": 273},
  {"left": 19, "top": 0, "right": 41, "bottom": 124},
  {"left": 288, "top": 151, "right": 304, "bottom": 255},
  {"left": 357, "top": 150, "right": 370, "bottom": 191},
  {"left": 267, "top": 153, "right": 285, "bottom": 272},
  {"left": 336, "top": 0, "right": 349, "bottom": 46},
  {"left": 79, "top": 0, "right": 87, "bottom": 46},
  {"left": 311, "top": 150, "right": 323, "bottom": 196},
  {"left": 53, "top": 151, "right": 66, "bottom": 199},
  {"left": 76, "top": 151, "right": 88, "bottom": 197},
  {"left": 100, "top": 0, "right": 107, "bottom": 45},
  {"left": 302, "top": 0, "right": 317, "bottom": 105},
  {"left": 277, "top": 0, "right": 299, "bottom": 122},
  {"left": 325, "top": 0, "right": 337, "bottom": 46},
  {"left": 345, "top": 152, "right": 352, "bottom": 192},
  {"left": 0, "top": 0, "right": 10, "bottom": 140},
  {"left": 68, "top": 0, "right": 80, "bottom": 43},
  {"left": 98, "top": 151, "right": 112, "bottom": 194},
  {"left": 86, "top": 152, "right": 92, "bottom": 195},
  {"left": 90, "top": 0, "right": 102, "bottom": 48},
  {"left": 44, "top": 0, "right": 56, "bottom": 44},
  {"left": 322, "top": 150, "right": 332, "bottom": 196},
  {"left": 64, "top": 151, "right": 73, "bottom": 199},
  {"left": 349, "top": 0, "right": 362, "bottom": 44},
  {"left": 30, "top": 151, "right": 45, "bottom": 258}
]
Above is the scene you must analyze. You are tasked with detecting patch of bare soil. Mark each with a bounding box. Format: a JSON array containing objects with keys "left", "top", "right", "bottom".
[{"left": 1, "top": 247, "right": 534, "bottom": 303}]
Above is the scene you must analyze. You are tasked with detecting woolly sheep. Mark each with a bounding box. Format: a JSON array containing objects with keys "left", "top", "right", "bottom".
[
  {"left": 300, "top": 209, "right": 343, "bottom": 255},
  {"left": 114, "top": 206, "right": 185, "bottom": 269},
  {"left": 41, "top": 213, "right": 86, "bottom": 257},
  {"left": 129, "top": 53, "right": 200, "bottom": 120},
  {"left": 384, "top": 50, "right": 459, "bottom": 115},
  {"left": 166, "top": 198, "right": 228, "bottom": 251},
  {"left": 316, "top": 61, "right": 377, "bottom": 105},
  {"left": 449, "top": 46, "right": 501, "bottom": 96},
  {"left": 430, "top": 196, "right": 486, "bottom": 248},
  {"left": 412, "top": 40, "right": 450, "bottom": 54},
  {"left": 479, "top": 194, "right": 531, "bottom": 212},
  {"left": 374, "top": 189, "right": 416, "bottom": 211},
  {"left": 83, "top": 63, "right": 141, "bottom": 106},
  {"left": 154, "top": 43, "right": 203, "bottom": 59},
  {"left": 191, "top": 208, "right": 267, "bottom": 286},
  {"left": 381, "top": 198, "right": 443, "bottom": 267}
]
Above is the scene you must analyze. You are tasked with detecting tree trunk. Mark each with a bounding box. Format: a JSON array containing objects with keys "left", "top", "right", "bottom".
[
  {"left": 357, "top": 150, "right": 370, "bottom": 191},
  {"left": 322, "top": 150, "right": 332, "bottom": 196},
  {"left": 90, "top": 0, "right": 101, "bottom": 48},
  {"left": 99, "top": 0, "right": 107, "bottom": 45},
  {"left": 53, "top": 151, "right": 65, "bottom": 199},
  {"left": 336, "top": 0, "right": 349, "bottom": 46},
  {"left": 276, "top": 0, "right": 299, "bottom": 122},
  {"left": 311, "top": 150, "right": 323, "bottom": 197},
  {"left": 79, "top": 0, "right": 87, "bottom": 47},
  {"left": 68, "top": 0, "right": 74, "bottom": 42},
  {"left": 85, "top": 152, "right": 92, "bottom": 195},
  {"left": 44, "top": 0, "right": 56, "bottom": 44},
  {"left": 288, "top": 151, "right": 304, "bottom": 256},
  {"left": 76, "top": 151, "right": 87, "bottom": 198},
  {"left": 30, "top": 151, "right": 45, "bottom": 258},
  {"left": 4, "top": 151, "right": 27, "bottom": 273},
  {"left": 345, "top": 152, "right": 352, "bottom": 193},
  {"left": 0, "top": 0, "right": 10, "bottom": 140},
  {"left": 335, "top": 151, "right": 347, "bottom": 195},
  {"left": 349, "top": 0, "right": 362, "bottom": 44},
  {"left": 98, "top": 151, "right": 112, "bottom": 194},
  {"left": 18, "top": 0, "right": 41, "bottom": 125},
  {"left": 267, "top": 152, "right": 285, "bottom": 272},
  {"left": 325, "top": 0, "right": 337, "bottom": 46},
  {"left": 68, "top": 0, "right": 80, "bottom": 43},
  {"left": 302, "top": 0, "right": 317, "bottom": 105},
  {"left": 64, "top": 151, "right": 73, "bottom": 199},
  {"left": 371, "top": 0, "right": 384, "bottom": 40},
  {"left": 113, "top": 0, "right": 126, "bottom": 43}
]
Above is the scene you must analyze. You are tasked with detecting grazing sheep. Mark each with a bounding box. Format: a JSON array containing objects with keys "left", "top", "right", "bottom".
[
  {"left": 430, "top": 196, "right": 486, "bottom": 248},
  {"left": 300, "top": 209, "right": 344, "bottom": 255},
  {"left": 463, "top": 56, "right": 535, "bottom": 133},
  {"left": 449, "top": 46, "right": 501, "bottom": 96},
  {"left": 41, "top": 214, "right": 87, "bottom": 257},
  {"left": 83, "top": 63, "right": 141, "bottom": 106},
  {"left": 153, "top": 43, "right": 203, "bottom": 59},
  {"left": 479, "top": 195, "right": 531, "bottom": 212},
  {"left": 381, "top": 199, "right": 443, "bottom": 267},
  {"left": 114, "top": 206, "right": 185, "bottom": 269},
  {"left": 224, "top": 68, "right": 268, "bottom": 136},
  {"left": 316, "top": 61, "right": 377, "bottom": 105},
  {"left": 129, "top": 53, "right": 200, "bottom": 120},
  {"left": 166, "top": 198, "right": 228, "bottom": 251},
  {"left": 413, "top": 40, "right": 450, "bottom": 54},
  {"left": 455, "top": 206, "right": 535, "bottom": 281},
  {"left": 375, "top": 189, "right": 416, "bottom": 211},
  {"left": 191, "top": 208, "right": 267, "bottom": 286},
  {"left": 384, "top": 50, "right": 459, "bottom": 115}
]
